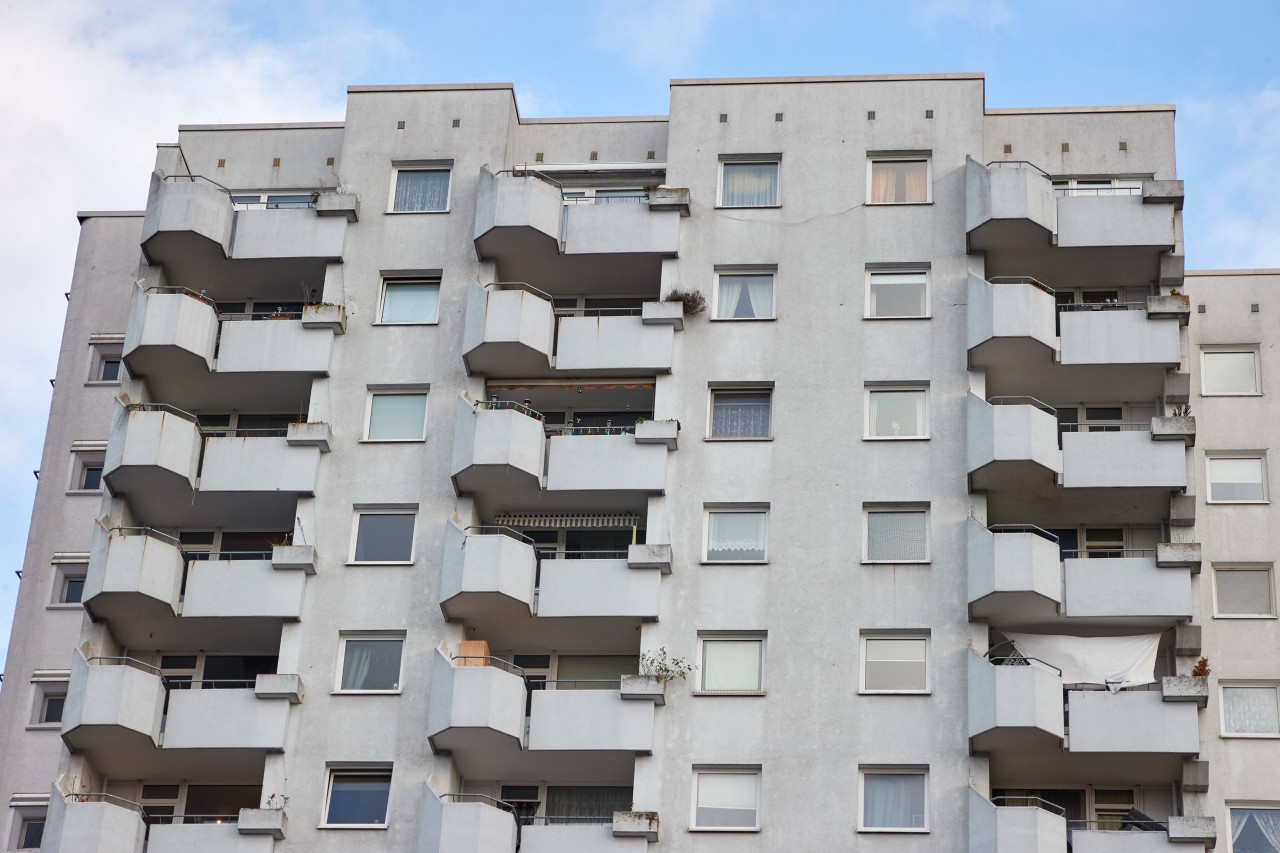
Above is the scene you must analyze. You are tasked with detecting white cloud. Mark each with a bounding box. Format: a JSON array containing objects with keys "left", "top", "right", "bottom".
[
  {"left": 596, "top": 0, "right": 729, "bottom": 71},
  {"left": 913, "top": 0, "right": 1013, "bottom": 31},
  {"left": 0, "top": 0, "right": 397, "bottom": 661}
]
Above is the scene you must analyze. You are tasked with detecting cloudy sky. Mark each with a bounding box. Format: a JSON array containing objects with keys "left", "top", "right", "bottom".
[{"left": 1, "top": 0, "right": 1277, "bottom": 666}]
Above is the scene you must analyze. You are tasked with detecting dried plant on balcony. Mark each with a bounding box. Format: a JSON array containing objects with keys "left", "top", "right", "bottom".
[
  {"left": 1191, "top": 657, "right": 1211, "bottom": 677},
  {"left": 639, "top": 648, "right": 693, "bottom": 682},
  {"left": 664, "top": 288, "right": 706, "bottom": 317}
]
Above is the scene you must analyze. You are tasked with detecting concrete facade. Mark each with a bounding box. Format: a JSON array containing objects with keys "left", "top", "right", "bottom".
[{"left": 1, "top": 73, "right": 1276, "bottom": 852}]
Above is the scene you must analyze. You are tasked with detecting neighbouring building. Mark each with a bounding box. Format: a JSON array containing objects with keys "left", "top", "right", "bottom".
[{"left": 0, "top": 72, "right": 1276, "bottom": 852}]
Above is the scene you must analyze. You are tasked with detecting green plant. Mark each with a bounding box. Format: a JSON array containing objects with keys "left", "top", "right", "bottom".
[
  {"left": 639, "top": 648, "right": 692, "bottom": 682},
  {"left": 664, "top": 288, "right": 706, "bottom": 316},
  {"left": 1191, "top": 656, "right": 1211, "bottom": 677}
]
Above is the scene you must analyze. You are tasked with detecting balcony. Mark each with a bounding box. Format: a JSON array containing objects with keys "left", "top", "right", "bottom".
[
  {"left": 61, "top": 653, "right": 166, "bottom": 755},
  {"left": 968, "top": 653, "right": 1066, "bottom": 753},
  {"left": 1067, "top": 690, "right": 1199, "bottom": 755},
  {"left": 1072, "top": 823, "right": 1215, "bottom": 852},
  {"left": 439, "top": 524, "right": 537, "bottom": 621},
  {"left": 536, "top": 557, "right": 661, "bottom": 620},
  {"left": 141, "top": 173, "right": 347, "bottom": 295},
  {"left": 967, "top": 395, "right": 1062, "bottom": 492},
  {"left": 148, "top": 821, "right": 274, "bottom": 853},
  {"left": 1061, "top": 428, "right": 1185, "bottom": 491},
  {"left": 523, "top": 821, "right": 650, "bottom": 853},
  {"left": 450, "top": 400, "right": 547, "bottom": 501},
  {"left": 968, "top": 789, "right": 1067, "bottom": 853},
  {"left": 1062, "top": 555, "right": 1192, "bottom": 621},
  {"left": 967, "top": 523, "right": 1063, "bottom": 624},
  {"left": 164, "top": 686, "right": 289, "bottom": 751},
  {"left": 426, "top": 651, "right": 527, "bottom": 757},
  {"left": 967, "top": 274, "right": 1059, "bottom": 367},
  {"left": 42, "top": 794, "right": 147, "bottom": 853},
  {"left": 462, "top": 284, "right": 555, "bottom": 376},
  {"left": 418, "top": 790, "right": 517, "bottom": 853},
  {"left": 1058, "top": 306, "right": 1180, "bottom": 369},
  {"left": 83, "top": 528, "right": 306, "bottom": 649},
  {"left": 528, "top": 687, "right": 654, "bottom": 754},
  {"left": 545, "top": 432, "right": 669, "bottom": 495}
]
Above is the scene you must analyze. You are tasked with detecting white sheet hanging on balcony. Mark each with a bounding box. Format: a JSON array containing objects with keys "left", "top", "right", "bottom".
[{"left": 1005, "top": 632, "right": 1161, "bottom": 691}]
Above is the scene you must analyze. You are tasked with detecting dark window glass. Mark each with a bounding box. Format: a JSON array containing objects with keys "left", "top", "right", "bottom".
[
  {"left": 354, "top": 514, "right": 415, "bottom": 562},
  {"left": 42, "top": 695, "right": 65, "bottom": 723},
  {"left": 326, "top": 773, "right": 391, "bottom": 825},
  {"left": 82, "top": 466, "right": 103, "bottom": 490},
  {"left": 18, "top": 819, "right": 44, "bottom": 848},
  {"left": 100, "top": 359, "right": 121, "bottom": 381},
  {"left": 63, "top": 577, "right": 85, "bottom": 603}
]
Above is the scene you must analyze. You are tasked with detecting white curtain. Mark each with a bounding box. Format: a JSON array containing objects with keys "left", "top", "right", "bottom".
[
  {"left": 1210, "top": 457, "right": 1266, "bottom": 501},
  {"left": 696, "top": 773, "right": 757, "bottom": 827},
  {"left": 368, "top": 394, "right": 427, "bottom": 440},
  {"left": 1205, "top": 352, "right": 1257, "bottom": 394},
  {"left": 381, "top": 281, "right": 440, "bottom": 323},
  {"left": 871, "top": 160, "right": 928, "bottom": 204},
  {"left": 1004, "top": 633, "right": 1160, "bottom": 690},
  {"left": 702, "top": 640, "right": 762, "bottom": 691},
  {"left": 341, "top": 639, "right": 402, "bottom": 690},
  {"left": 706, "top": 512, "right": 766, "bottom": 560},
  {"left": 711, "top": 393, "right": 771, "bottom": 438},
  {"left": 866, "top": 511, "right": 927, "bottom": 561},
  {"left": 722, "top": 163, "right": 778, "bottom": 206},
  {"left": 1232, "top": 808, "right": 1280, "bottom": 851},
  {"left": 870, "top": 272, "right": 927, "bottom": 317},
  {"left": 1223, "top": 687, "right": 1280, "bottom": 734},
  {"left": 393, "top": 170, "right": 450, "bottom": 211},
  {"left": 870, "top": 390, "right": 925, "bottom": 437},
  {"left": 716, "top": 274, "right": 774, "bottom": 319},
  {"left": 863, "top": 773, "right": 925, "bottom": 828},
  {"left": 1232, "top": 809, "right": 1250, "bottom": 844}
]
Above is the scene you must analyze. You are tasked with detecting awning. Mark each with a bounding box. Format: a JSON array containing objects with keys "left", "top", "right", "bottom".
[{"left": 492, "top": 513, "right": 641, "bottom": 529}]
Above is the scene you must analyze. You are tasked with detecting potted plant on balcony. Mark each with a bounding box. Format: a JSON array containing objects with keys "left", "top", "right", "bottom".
[
  {"left": 623, "top": 648, "right": 692, "bottom": 705},
  {"left": 301, "top": 301, "right": 347, "bottom": 333},
  {"left": 1162, "top": 657, "right": 1210, "bottom": 708},
  {"left": 613, "top": 807, "right": 660, "bottom": 841},
  {"left": 663, "top": 288, "right": 706, "bottom": 317}
]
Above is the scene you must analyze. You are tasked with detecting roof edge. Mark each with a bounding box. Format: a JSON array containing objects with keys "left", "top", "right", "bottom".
[
  {"left": 178, "top": 121, "right": 344, "bottom": 132},
  {"left": 986, "top": 104, "right": 1175, "bottom": 116},
  {"left": 1186, "top": 268, "right": 1280, "bottom": 276},
  {"left": 521, "top": 115, "right": 668, "bottom": 125},
  {"left": 348, "top": 82, "right": 514, "bottom": 93},
  {"left": 671, "top": 72, "right": 984, "bottom": 86},
  {"left": 77, "top": 211, "right": 145, "bottom": 223}
]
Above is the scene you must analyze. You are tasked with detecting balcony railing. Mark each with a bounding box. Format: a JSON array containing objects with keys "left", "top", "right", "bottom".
[
  {"left": 474, "top": 399, "right": 546, "bottom": 420},
  {"left": 1058, "top": 301, "right": 1146, "bottom": 312},
  {"left": 1053, "top": 187, "right": 1142, "bottom": 197}
]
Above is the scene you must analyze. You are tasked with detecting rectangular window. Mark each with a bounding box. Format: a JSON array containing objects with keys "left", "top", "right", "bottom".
[
  {"left": 713, "top": 272, "right": 775, "bottom": 320},
  {"left": 1214, "top": 567, "right": 1276, "bottom": 617},
  {"left": 99, "top": 358, "right": 121, "bottom": 382},
  {"left": 692, "top": 769, "right": 760, "bottom": 830},
  {"left": 869, "top": 159, "right": 930, "bottom": 204},
  {"left": 867, "top": 270, "right": 929, "bottom": 318},
  {"left": 391, "top": 168, "right": 450, "bottom": 212},
  {"left": 1223, "top": 684, "right": 1280, "bottom": 735},
  {"left": 365, "top": 392, "right": 428, "bottom": 441},
  {"left": 865, "top": 387, "right": 928, "bottom": 439},
  {"left": 337, "top": 636, "right": 404, "bottom": 692},
  {"left": 18, "top": 818, "right": 44, "bottom": 849},
  {"left": 88, "top": 340, "right": 124, "bottom": 384},
  {"left": 1203, "top": 349, "right": 1261, "bottom": 395},
  {"left": 697, "top": 635, "right": 765, "bottom": 693},
  {"left": 1228, "top": 806, "right": 1280, "bottom": 852},
  {"left": 379, "top": 278, "right": 440, "bottom": 324},
  {"left": 61, "top": 574, "right": 85, "bottom": 604},
  {"left": 81, "top": 466, "right": 103, "bottom": 491},
  {"left": 351, "top": 510, "right": 417, "bottom": 563},
  {"left": 864, "top": 508, "right": 929, "bottom": 563},
  {"left": 861, "top": 635, "right": 928, "bottom": 693},
  {"left": 704, "top": 509, "right": 768, "bottom": 562},
  {"left": 1208, "top": 455, "right": 1268, "bottom": 503},
  {"left": 324, "top": 768, "right": 392, "bottom": 826},
  {"left": 719, "top": 161, "right": 779, "bottom": 207},
  {"left": 709, "top": 390, "right": 772, "bottom": 439},
  {"left": 40, "top": 694, "right": 66, "bottom": 724},
  {"left": 860, "top": 769, "right": 927, "bottom": 831}
]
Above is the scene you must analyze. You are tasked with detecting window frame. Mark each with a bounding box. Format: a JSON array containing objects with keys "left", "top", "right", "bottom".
[
  {"left": 866, "top": 156, "right": 933, "bottom": 206},
  {"left": 858, "top": 767, "right": 929, "bottom": 833},
  {"left": 864, "top": 385, "right": 930, "bottom": 440},
  {"left": 1201, "top": 347, "right": 1262, "bottom": 396},
  {"left": 862, "top": 506, "right": 930, "bottom": 564},
  {"left": 701, "top": 506, "right": 769, "bottom": 564},
  {"left": 15, "top": 815, "right": 45, "bottom": 850},
  {"left": 717, "top": 158, "right": 781, "bottom": 209},
  {"left": 1212, "top": 565, "right": 1277, "bottom": 618},
  {"left": 348, "top": 508, "right": 418, "bottom": 566},
  {"left": 375, "top": 276, "right": 442, "bottom": 326},
  {"left": 67, "top": 448, "right": 106, "bottom": 495},
  {"left": 711, "top": 270, "right": 777, "bottom": 321},
  {"left": 321, "top": 766, "right": 393, "bottom": 829},
  {"left": 387, "top": 166, "right": 452, "bottom": 214},
  {"left": 87, "top": 341, "right": 124, "bottom": 385},
  {"left": 694, "top": 633, "right": 767, "bottom": 696},
  {"left": 1206, "top": 453, "right": 1270, "bottom": 504},
  {"left": 865, "top": 267, "right": 931, "bottom": 319},
  {"left": 707, "top": 387, "right": 774, "bottom": 441},
  {"left": 859, "top": 634, "right": 930, "bottom": 695},
  {"left": 1226, "top": 803, "right": 1280, "bottom": 853},
  {"left": 334, "top": 634, "right": 406, "bottom": 695},
  {"left": 689, "top": 767, "right": 762, "bottom": 832},
  {"left": 362, "top": 389, "right": 430, "bottom": 442},
  {"left": 1220, "top": 682, "right": 1280, "bottom": 738}
]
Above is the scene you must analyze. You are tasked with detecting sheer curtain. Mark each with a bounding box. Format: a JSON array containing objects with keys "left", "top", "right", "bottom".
[
  {"left": 394, "top": 169, "right": 450, "bottom": 211},
  {"left": 545, "top": 786, "right": 633, "bottom": 821},
  {"left": 712, "top": 393, "right": 771, "bottom": 438},
  {"left": 871, "top": 161, "right": 928, "bottom": 203},
  {"left": 706, "top": 512, "right": 766, "bottom": 560},
  {"left": 702, "top": 640, "right": 762, "bottom": 691},
  {"left": 1223, "top": 687, "right": 1280, "bottom": 733},
  {"left": 716, "top": 274, "right": 774, "bottom": 319},
  {"left": 1233, "top": 808, "right": 1280, "bottom": 851},
  {"left": 341, "top": 639, "right": 403, "bottom": 690},
  {"left": 870, "top": 272, "right": 927, "bottom": 317},
  {"left": 722, "top": 163, "right": 778, "bottom": 206},
  {"left": 870, "top": 390, "right": 925, "bottom": 437},
  {"left": 863, "top": 773, "right": 925, "bottom": 828}
]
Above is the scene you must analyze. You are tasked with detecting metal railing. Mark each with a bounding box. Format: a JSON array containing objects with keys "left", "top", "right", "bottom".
[
  {"left": 496, "top": 167, "right": 564, "bottom": 189},
  {"left": 554, "top": 306, "right": 644, "bottom": 317},
  {"left": 439, "top": 793, "right": 518, "bottom": 813},
  {"left": 108, "top": 526, "right": 184, "bottom": 547},
  {"left": 1060, "top": 548, "right": 1155, "bottom": 559},
  {"left": 549, "top": 424, "right": 636, "bottom": 436},
  {"left": 160, "top": 174, "right": 233, "bottom": 194},
  {"left": 538, "top": 679, "right": 623, "bottom": 690},
  {"left": 474, "top": 399, "right": 545, "bottom": 421},
  {"left": 538, "top": 550, "right": 629, "bottom": 560},
  {"left": 464, "top": 525, "right": 535, "bottom": 544},
  {"left": 450, "top": 656, "right": 528, "bottom": 678},
  {"left": 1058, "top": 301, "right": 1146, "bottom": 312},
  {"left": 561, "top": 195, "right": 649, "bottom": 205},
  {"left": 991, "top": 795, "right": 1067, "bottom": 816},
  {"left": 142, "top": 287, "right": 307, "bottom": 320},
  {"left": 984, "top": 160, "right": 1053, "bottom": 178},
  {"left": 1058, "top": 422, "right": 1151, "bottom": 433},
  {"left": 488, "top": 281, "right": 555, "bottom": 302},
  {"left": 1068, "top": 818, "right": 1167, "bottom": 832},
  {"left": 987, "top": 275, "right": 1056, "bottom": 294},
  {"left": 988, "top": 524, "right": 1059, "bottom": 542},
  {"left": 984, "top": 654, "right": 1064, "bottom": 676},
  {"left": 1053, "top": 186, "right": 1141, "bottom": 197},
  {"left": 184, "top": 550, "right": 276, "bottom": 561},
  {"left": 199, "top": 426, "right": 292, "bottom": 438},
  {"left": 165, "top": 678, "right": 258, "bottom": 690},
  {"left": 526, "top": 815, "right": 615, "bottom": 825},
  {"left": 61, "top": 792, "right": 148, "bottom": 816},
  {"left": 148, "top": 813, "right": 243, "bottom": 825},
  {"left": 85, "top": 656, "right": 165, "bottom": 676},
  {"left": 986, "top": 395, "right": 1057, "bottom": 414},
  {"left": 124, "top": 402, "right": 200, "bottom": 423}
]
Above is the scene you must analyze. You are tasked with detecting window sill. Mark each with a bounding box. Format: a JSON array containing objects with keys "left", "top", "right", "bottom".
[
  {"left": 715, "top": 204, "right": 781, "bottom": 210},
  {"left": 864, "top": 314, "right": 932, "bottom": 321},
  {"left": 700, "top": 560, "right": 769, "bottom": 566},
  {"left": 858, "top": 827, "right": 930, "bottom": 833},
  {"left": 384, "top": 209, "right": 449, "bottom": 215},
  {"left": 345, "top": 561, "right": 416, "bottom": 567},
  {"left": 1213, "top": 613, "right": 1278, "bottom": 620},
  {"left": 864, "top": 436, "right": 930, "bottom": 441},
  {"left": 25, "top": 723, "right": 62, "bottom": 731},
  {"left": 692, "top": 690, "right": 766, "bottom": 697},
  {"left": 864, "top": 201, "right": 933, "bottom": 207},
  {"left": 704, "top": 437, "right": 773, "bottom": 442},
  {"left": 371, "top": 321, "right": 440, "bottom": 327},
  {"left": 331, "top": 690, "right": 403, "bottom": 696},
  {"left": 84, "top": 380, "right": 122, "bottom": 387},
  {"left": 1200, "top": 392, "right": 1263, "bottom": 397},
  {"left": 858, "top": 690, "right": 931, "bottom": 696},
  {"left": 689, "top": 826, "right": 762, "bottom": 832},
  {"left": 1221, "top": 732, "right": 1280, "bottom": 739},
  {"left": 709, "top": 317, "right": 777, "bottom": 322},
  {"left": 65, "top": 490, "right": 103, "bottom": 497},
  {"left": 358, "top": 439, "right": 427, "bottom": 444},
  {"left": 1206, "top": 500, "right": 1271, "bottom": 505},
  {"left": 317, "top": 824, "right": 389, "bottom": 830},
  {"left": 46, "top": 604, "right": 84, "bottom": 611},
  {"left": 862, "top": 560, "right": 931, "bottom": 566}
]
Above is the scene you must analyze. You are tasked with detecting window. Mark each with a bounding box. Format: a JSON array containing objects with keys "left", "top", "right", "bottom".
[
  {"left": 351, "top": 510, "right": 417, "bottom": 564},
  {"left": 864, "top": 507, "right": 929, "bottom": 563},
  {"left": 1203, "top": 349, "right": 1261, "bottom": 395},
  {"left": 230, "top": 192, "right": 315, "bottom": 209},
  {"left": 704, "top": 509, "right": 768, "bottom": 562},
  {"left": 60, "top": 573, "right": 85, "bottom": 604},
  {"left": 1214, "top": 567, "right": 1276, "bottom": 617},
  {"left": 17, "top": 818, "right": 44, "bottom": 849},
  {"left": 860, "top": 635, "right": 928, "bottom": 693},
  {"left": 868, "top": 158, "right": 930, "bottom": 204},
  {"left": 68, "top": 449, "right": 105, "bottom": 494},
  {"left": 337, "top": 636, "right": 404, "bottom": 692},
  {"left": 713, "top": 272, "right": 775, "bottom": 320},
  {"left": 365, "top": 392, "right": 428, "bottom": 441},
  {"left": 709, "top": 389, "right": 772, "bottom": 439},
  {"left": 1208, "top": 455, "right": 1268, "bottom": 503},
  {"left": 81, "top": 465, "right": 103, "bottom": 490},
  {"left": 866, "top": 269, "right": 929, "bottom": 318},
  {"left": 697, "top": 635, "right": 765, "bottom": 693},
  {"left": 39, "top": 693, "right": 65, "bottom": 724},
  {"left": 859, "top": 769, "right": 927, "bottom": 831},
  {"left": 865, "top": 387, "right": 928, "bottom": 439},
  {"left": 691, "top": 769, "right": 760, "bottom": 830},
  {"left": 323, "top": 768, "right": 392, "bottom": 827},
  {"left": 1222, "top": 684, "right": 1280, "bottom": 736},
  {"left": 87, "top": 339, "right": 124, "bottom": 384},
  {"left": 719, "top": 160, "right": 779, "bottom": 207},
  {"left": 391, "top": 167, "right": 450, "bottom": 212},
  {"left": 378, "top": 278, "right": 440, "bottom": 324},
  {"left": 1227, "top": 806, "right": 1280, "bottom": 853}
]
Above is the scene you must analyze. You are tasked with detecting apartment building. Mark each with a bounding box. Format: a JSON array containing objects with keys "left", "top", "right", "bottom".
[{"left": 0, "top": 72, "right": 1275, "bottom": 852}]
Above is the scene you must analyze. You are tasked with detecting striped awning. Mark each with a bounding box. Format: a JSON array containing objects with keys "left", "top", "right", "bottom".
[{"left": 492, "top": 513, "right": 641, "bottom": 529}]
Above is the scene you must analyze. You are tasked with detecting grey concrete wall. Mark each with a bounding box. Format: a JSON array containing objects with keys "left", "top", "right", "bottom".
[{"left": 982, "top": 109, "right": 1177, "bottom": 181}]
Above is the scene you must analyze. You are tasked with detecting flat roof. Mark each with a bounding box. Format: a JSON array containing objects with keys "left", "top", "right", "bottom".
[
  {"left": 76, "top": 211, "right": 144, "bottom": 223},
  {"left": 1186, "top": 269, "right": 1280, "bottom": 276},
  {"left": 348, "top": 82, "right": 514, "bottom": 93},
  {"left": 986, "top": 104, "right": 1175, "bottom": 115},
  {"left": 523, "top": 116, "right": 668, "bottom": 125},
  {"left": 671, "top": 72, "right": 984, "bottom": 86},
  {"left": 178, "top": 121, "right": 344, "bottom": 132}
]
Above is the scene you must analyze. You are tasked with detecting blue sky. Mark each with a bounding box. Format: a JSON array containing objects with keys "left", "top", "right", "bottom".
[{"left": 1, "top": 0, "right": 1278, "bottom": 667}]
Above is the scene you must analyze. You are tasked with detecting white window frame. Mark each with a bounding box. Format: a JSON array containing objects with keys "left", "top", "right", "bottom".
[
  {"left": 362, "top": 389, "right": 429, "bottom": 442},
  {"left": 1050, "top": 177, "right": 1144, "bottom": 197},
  {"left": 348, "top": 507, "right": 418, "bottom": 565},
  {"left": 387, "top": 165, "right": 452, "bottom": 213},
  {"left": 86, "top": 341, "right": 123, "bottom": 385},
  {"left": 707, "top": 387, "right": 773, "bottom": 440},
  {"left": 702, "top": 506, "right": 769, "bottom": 563},
  {"left": 1212, "top": 565, "right": 1277, "bottom": 618},
  {"left": 334, "top": 633, "right": 406, "bottom": 695},
  {"left": 859, "top": 634, "right": 930, "bottom": 694},
  {"left": 711, "top": 270, "right": 777, "bottom": 321},
  {"left": 864, "top": 385, "right": 929, "bottom": 440},
  {"left": 858, "top": 768, "right": 929, "bottom": 832},
  {"left": 862, "top": 506, "right": 930, "bottom": 564},
  {"left": 375, "top": 276, "right": 441, "bottom": 325},
  {"left": 865, "top": 267, "right": 931, "bottom": 319},
  {"left": 694, "top": 633, "right": 766, "bottom": 695},
  {"left": 11, "top": 808, "right": 47, "bottom": 851},
  {"left": 717, "top": 158, "right": 781, "bottom": 209},
  {"left": 1226, "top": 803, "right": 1280, "bottom": 853},
  {"left": 689, "top": 767, "right": 762, "bottom": 831},
  {"left": 866, "top": 156, "right": 932, "bottom": 205},
  {"left": 67, "top": 449, "right": 105, "bottom": 495},
  {"left": 321, "top": 765, "right": 393, "bottom": 828},
  {"left": 52, "top": 564, "right": 87, "bottom": 607},
  {"left": 1201, "top": 347, "right": 1262, "bottom": 396},
  {"left": 1207, "top": 453, "right": 1270, "bottom": 504},
  {"left": 1220, "top": 682, "right": 1280, "bottom": 738}
]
